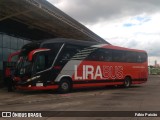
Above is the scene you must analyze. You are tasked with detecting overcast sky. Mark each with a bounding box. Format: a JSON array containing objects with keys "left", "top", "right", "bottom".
[{"left": 48, "top": 0, "right": 160, "bottom": 65}]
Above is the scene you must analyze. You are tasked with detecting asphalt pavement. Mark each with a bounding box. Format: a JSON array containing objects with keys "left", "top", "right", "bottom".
[{"left": 0, "top": 75, "right": 160, "bottom": 120}]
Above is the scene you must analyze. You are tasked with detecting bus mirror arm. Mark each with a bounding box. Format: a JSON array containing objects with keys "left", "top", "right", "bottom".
[{"left": 28, "top": 48, "right": 50, "bottom": 61}]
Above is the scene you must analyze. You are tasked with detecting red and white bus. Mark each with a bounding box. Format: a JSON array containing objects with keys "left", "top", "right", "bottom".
[
  {"left": 13, "top": 38, "right": 148, "bottom": 93},
  {"left": 5, "top": 51, "right": 20, "bottom": 78}
]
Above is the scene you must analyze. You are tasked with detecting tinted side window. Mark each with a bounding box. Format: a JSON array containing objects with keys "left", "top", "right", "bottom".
[
  {"left": 35, "top": 54, "right": 46, "bottom": 72},
  {"left": 137, "top": 52, "right": 147, "bottom": 63},
  {"left": 126, "top": 51, "right": 147, "bottom": 63},
  {"left": 42, "top": 43, "right": 63, "bottom": 65},
  {"left": 126, "top": 51, "right": 137, "bottom": 63},
  {"left": 103, "top": 49, "right": 113, "bottom": 62},
  {"left": 85, "top": 48, "right": 147, "bottom": 63},
  {"left": 112, "top": 50, "right": 126, "bottom": 62},
  {"left": 85, "top": 49, "right": 102, "bottom": 61},
  {"left": 34, "top": 52, "right": 51, "bottom": 73},
  {"left": 56, "top": 44, "right": 84, "bottom": 65},
  {"left": 86, "top": 49, "right": 113, "bottom": 62}
]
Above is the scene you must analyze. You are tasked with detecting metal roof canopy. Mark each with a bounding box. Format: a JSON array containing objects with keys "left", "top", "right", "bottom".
[{"left": 0, "top": 0, "right": 109, "bottom": 44}]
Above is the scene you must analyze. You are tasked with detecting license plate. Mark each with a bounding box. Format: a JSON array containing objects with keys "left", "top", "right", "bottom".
[{"left": 36, "top": 83, "right": 43, "bottom": 87}]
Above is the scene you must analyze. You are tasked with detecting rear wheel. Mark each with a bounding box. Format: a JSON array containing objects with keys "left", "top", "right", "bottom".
[
  {"left": 124, "top": 77, "right": 131, "bottom": 88},
  {"left": 58, "top": 79, "right": 71, "bottom": 93}
]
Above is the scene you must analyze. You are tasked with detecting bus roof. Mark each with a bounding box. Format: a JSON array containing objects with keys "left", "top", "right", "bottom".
[
  {"left": 21, "top": 38, "right": 101, "bottom": 50},
  {"left": 22, "top": 38, "right": 146, "bottom": 53},
  {"left": 103, "top": 45, "right": 147, "bottom": 53},
  {"left": 41, "top": 38, "right": 104, "bottom": 46}
]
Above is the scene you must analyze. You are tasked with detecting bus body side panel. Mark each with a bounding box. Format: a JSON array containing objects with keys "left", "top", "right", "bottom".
[
  {"left": 129, "top": 62, "right": 148, "bottom": 84},
  {"left": 54, "top": 46, "right": 148, "bottom": 89},
  {"left": 71, "top": 61, "right": 124, "bottom": 88},
  {"left": 70, "top": 60, "right": 147, "bottom": 88}
]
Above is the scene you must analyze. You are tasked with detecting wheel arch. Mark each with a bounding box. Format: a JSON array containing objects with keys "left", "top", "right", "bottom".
[
  {"left": 59, "top": 76, "right": 73, "bottom": 87},
  {"left": 124, "top": 75, "right": 132, "bottom": 84}
]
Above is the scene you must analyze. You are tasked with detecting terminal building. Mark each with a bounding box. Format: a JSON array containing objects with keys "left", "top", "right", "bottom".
[{"left": 0, "top": 0, "right": 109, "bottom": 85}]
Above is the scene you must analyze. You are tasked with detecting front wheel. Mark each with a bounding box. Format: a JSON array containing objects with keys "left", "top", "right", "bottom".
[
  {"left": 123, "top": 77, "right": 131, "bottom": 88},
  {"left": 58, "top": 80, "right": 71, "bottom": 93}
]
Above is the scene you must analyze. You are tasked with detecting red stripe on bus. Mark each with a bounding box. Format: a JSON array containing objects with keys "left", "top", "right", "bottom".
[
  {"left": 16, "top": 85, "right": 59, "bottom": 91},
  {"left": 73, "top": 82, "right": 123, "bottom": 88}
]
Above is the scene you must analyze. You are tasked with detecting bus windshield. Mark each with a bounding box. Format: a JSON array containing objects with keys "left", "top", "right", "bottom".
[
  {"left": 15, "top": 55, "right": 32, "bottom": 76},
  {"left": 15, "top": 43, "right": 63, "bottom": 76}
]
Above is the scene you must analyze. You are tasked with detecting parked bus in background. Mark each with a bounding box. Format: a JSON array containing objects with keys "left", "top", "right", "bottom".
[
  {"left": 13, "top": 38, "right": 148, "bottom": 93},
  {"left": 5, "top": 51, "right": 20, "bottom": 78},
  {"left": 4, "top": 51, "right": 20, "bottom": 91}
]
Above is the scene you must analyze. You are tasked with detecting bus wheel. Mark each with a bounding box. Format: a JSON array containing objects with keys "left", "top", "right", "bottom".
[
  {"left": 124, "top": 77, "right": 131, "bottom": 88},
  {"left": 58, "top": 79, "right": 71, "bottom": 93}
]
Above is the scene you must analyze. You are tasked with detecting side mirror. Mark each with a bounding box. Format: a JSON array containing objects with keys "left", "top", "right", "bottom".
[{"left": 28, "top": 48, "right": 50, "bottom": 61}]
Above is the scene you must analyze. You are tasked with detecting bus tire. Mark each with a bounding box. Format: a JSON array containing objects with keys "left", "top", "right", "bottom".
[
  {"left": 58, "top": 79, "right": 71, "bottom": 93},
  {"left": 124, "top": 77, "right": 131, "bottom": 88}
]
